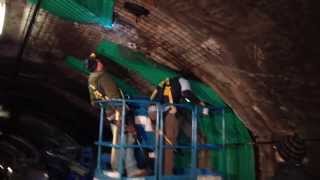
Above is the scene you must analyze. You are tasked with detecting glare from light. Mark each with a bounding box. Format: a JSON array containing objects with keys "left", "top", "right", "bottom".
[
  {"left": 103, "top": 22, "right": 114, "bottom": 29},
  {"left": 0, "top": 164, "right": 4, "bottom": 169},
  {"left": 43, "top": 173, "right": 49, "bottom": 178},
  {"left": 0, "top": 0, "right": 5, "bottom": 35},
  {"left": 0, "top": 105, "right": 10, "bottom": 118},
  {"left": 102, "top": 18, "right": 115, "bottom": 29},
  {"left": 7, "top": 166, "right": 13, "bottom": 174}
]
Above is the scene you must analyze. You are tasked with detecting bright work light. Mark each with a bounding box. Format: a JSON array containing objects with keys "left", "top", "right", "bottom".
[{"left": 0, "top": 0, "right": 5, "bottom": 35}]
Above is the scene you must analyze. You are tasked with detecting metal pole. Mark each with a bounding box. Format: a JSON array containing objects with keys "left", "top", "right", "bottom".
[
  {"left": 222, "top": 108, "right": 226, "bottom": 146},
  {"left": 14, "top": 0, "right": 43, "bottom": 78},
  {"left": 119, "top": 99, "right": 126, "bottom": 178},
  {"left": 154, "top": 103, "right": 160, "bottom": 180},
  {"left": 191, "top": 106, "right": 198, "bottom": 178},
  {"left": 221, "top": 108, "right": 226, "bottom": 176},
  {"left": 96, "top": 104, "right": 105, "bottom": 175},
  {"left": 158, "top": 105, "right": 164, "bottom": 179}
]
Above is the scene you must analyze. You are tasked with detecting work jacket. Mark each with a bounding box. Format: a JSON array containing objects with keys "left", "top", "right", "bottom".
[
  {"left": 151, "top": 76, "right": 200, "bottom": 104},
  {"left": 88, "top": 71, "right": 121, "bottom": 105}
]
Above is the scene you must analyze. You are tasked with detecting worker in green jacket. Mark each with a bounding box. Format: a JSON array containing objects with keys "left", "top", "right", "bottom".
[{"left": 85, "top": 53, "right": 146, "bottom": 177}]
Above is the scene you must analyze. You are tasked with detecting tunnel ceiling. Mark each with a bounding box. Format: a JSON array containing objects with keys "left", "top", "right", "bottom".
[{"left": 1, "top": 0, "right": 320, "bottom": 143}]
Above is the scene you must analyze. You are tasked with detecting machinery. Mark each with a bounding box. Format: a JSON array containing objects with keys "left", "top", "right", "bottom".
[{"left": 93, "top": 98, "right": 224, "bottom": 180}]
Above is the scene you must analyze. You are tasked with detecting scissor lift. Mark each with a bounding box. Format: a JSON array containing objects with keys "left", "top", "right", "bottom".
[{"left": 93, "top": 99, "right": 225, "bottom": 180}]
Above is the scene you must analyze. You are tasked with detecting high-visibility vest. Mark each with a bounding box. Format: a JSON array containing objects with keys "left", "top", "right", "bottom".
[
  {"left": 150, "top": 78, "right": 174, "bottom": 104},
  {"left": 89, "top": 84, "right": 124, "bottom": 101}
]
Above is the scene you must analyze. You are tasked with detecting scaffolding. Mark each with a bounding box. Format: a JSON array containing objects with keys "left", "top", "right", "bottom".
[{"left": 93, "top": 98, "right": 225, "bottom": 180}]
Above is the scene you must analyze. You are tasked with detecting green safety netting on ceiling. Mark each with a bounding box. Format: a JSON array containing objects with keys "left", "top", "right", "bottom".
[
  {"left": 65, "top": 56, "right": 141, "bottom": 96},
  {"left": 65, "top": 40, "right": 255, "bottom": 180},
  {"left": 29, "top": 0, "right": 115, "bottom": 27}
]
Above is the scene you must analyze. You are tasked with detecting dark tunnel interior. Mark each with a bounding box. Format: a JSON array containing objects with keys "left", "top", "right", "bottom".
[{"left": 1, "top": 0, "right": 320, "bottom": 179}]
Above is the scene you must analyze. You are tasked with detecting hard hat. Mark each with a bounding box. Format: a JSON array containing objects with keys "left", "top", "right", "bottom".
[
  {"left": 89, "top": 53, "right": 96, "bottom": 60},
  {"left": 84, "top": 53, "right": 98, "bottom": 72}
]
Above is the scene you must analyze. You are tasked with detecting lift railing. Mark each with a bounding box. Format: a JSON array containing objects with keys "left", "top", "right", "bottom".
[{"left": 94, "top": 98, "right": 225, "bottom": 180}]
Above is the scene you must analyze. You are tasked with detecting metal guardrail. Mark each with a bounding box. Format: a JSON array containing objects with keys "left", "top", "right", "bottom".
[{"left": 94, "top": 98, "right": 225, "bottom": 180}]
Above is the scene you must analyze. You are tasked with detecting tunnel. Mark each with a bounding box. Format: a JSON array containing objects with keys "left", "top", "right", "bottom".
[{"left": 0, "top": 0, "right": 319, "bottom": 179}]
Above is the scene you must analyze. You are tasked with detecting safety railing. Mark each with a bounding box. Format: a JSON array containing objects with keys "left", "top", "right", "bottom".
[{"left": 93, "top": 98, "right": 225, "bottom": 180}]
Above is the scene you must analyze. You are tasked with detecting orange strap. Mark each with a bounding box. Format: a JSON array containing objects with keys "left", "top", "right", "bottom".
[
  {"left": 150, "top": 78, "right": 174, "bottom": 104},
  {"left": 163, "top": 85, "right": 173, "bottom": 104}
]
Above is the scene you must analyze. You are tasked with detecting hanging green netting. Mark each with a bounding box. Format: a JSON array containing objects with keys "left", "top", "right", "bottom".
[
  {"left": 28, "top": 0, "right": 115, "bottom": 28},
  {"left": 96, "top": 42, "right": 178, "bottom": 85},
  {"left": 96, "top": 40, "right": 255, "bottom": 180},
  {"left": 65, "top": 56, "right": 141, "bottom": 96}
]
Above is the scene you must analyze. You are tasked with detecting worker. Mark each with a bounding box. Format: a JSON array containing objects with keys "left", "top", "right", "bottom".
[
  {"left": 128, "top": 97, "right": 156, "bottom": 172},
  {"left": 149, "top": 76, "right": 208, "bottom": 175},
  {"left": 272, "top": 134, "right": 314, "bottom": 180},
  {"left": 85, "top": 53, "right": 146, "bottom": 177}
]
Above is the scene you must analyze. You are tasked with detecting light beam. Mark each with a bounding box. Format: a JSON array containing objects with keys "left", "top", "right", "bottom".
[{"left": 0, "top": 0, "right": 6, "bottom": 35}]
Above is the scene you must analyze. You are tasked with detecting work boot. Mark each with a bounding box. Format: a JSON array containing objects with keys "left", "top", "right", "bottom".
[
  {"left": 102, "top": 170, "right": 120, "bottom": 178},
  {"left": 127, "top": 169, "right": 148, "bottom": 177}
]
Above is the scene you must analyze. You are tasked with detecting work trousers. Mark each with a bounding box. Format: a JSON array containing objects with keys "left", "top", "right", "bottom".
[
  {"left": 163, "top": 112, "right": 179, "bottom": 175},
  {"left": 107, "top": 108, "right": 139, "bottom": 173},
  {"left": 149, "top": 110, "right": 178, "bottom": 175},
  {"left": 110, "top": 124, "right": 139, "bottom": 172},
  {"left": 149, "top": 108, "right": 212, "bottom": 175}
]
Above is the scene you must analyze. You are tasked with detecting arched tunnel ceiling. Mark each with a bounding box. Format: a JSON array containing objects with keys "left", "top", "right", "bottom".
[{"left": 1, "top": 0, "right": 320, "bottom": 177}]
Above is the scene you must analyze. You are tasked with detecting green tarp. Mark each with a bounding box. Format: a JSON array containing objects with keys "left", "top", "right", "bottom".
[
  {"left": 29, "top": 0, "right": 115, "bottom": 28},
  {"left": 96, "top": 40, "right": 256, "bottom": 180}
]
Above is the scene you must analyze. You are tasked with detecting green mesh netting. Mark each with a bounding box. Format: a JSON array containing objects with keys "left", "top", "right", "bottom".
[
  {"left": 96, "top": 43, "right": 178, "bottom": 85},
  {"left": 29, "top": 0, "right": 115, "bottom": 27},
  {"left": 65, "top": 56, "right": 141, "bottom": 96},
  {"left": 95, "top": 40, "right": 255, "bottom": 180}
]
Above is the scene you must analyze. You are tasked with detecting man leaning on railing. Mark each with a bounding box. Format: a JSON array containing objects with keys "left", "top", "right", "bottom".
[{"left": 85, "top": 53, "right": 147, "bottom": 177}]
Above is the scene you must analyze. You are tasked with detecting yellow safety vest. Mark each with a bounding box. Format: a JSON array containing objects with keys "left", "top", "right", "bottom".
[{"left": 150, "top": 78, "right": 174, "bottom": 104}]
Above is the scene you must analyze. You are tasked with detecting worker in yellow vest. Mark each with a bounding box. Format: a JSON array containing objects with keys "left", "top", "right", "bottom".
[
  {"left": 149, "top": 76, "right": 208, "bottom": 175},
  {"left": 85, "top": 53, "right": 146, "bottom": 177}
]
